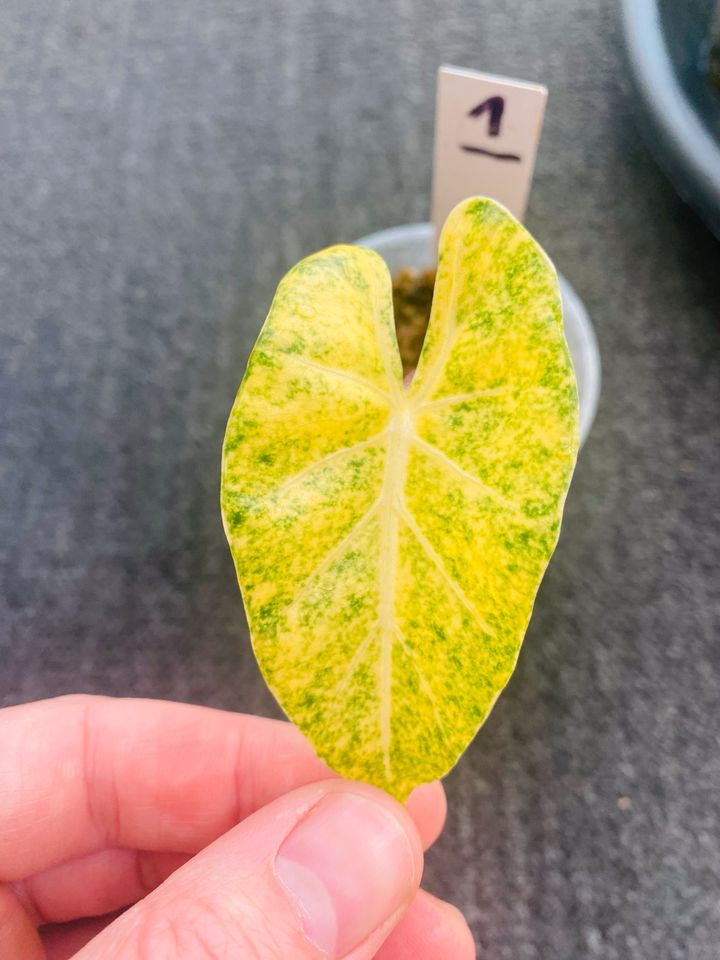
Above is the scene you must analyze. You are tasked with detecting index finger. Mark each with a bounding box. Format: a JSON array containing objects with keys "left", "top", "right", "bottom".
[{"left": 0, "top": 695, "right": 445, "bottom": 880}]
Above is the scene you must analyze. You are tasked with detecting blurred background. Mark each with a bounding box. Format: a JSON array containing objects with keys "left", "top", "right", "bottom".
[{"left": 1, "top": 1, "right": 719, "bottom": 957}]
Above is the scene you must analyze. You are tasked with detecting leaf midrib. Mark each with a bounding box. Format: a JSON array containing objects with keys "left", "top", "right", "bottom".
[{"left": 376, "top": 406, "right": 413, "bottom": 781}]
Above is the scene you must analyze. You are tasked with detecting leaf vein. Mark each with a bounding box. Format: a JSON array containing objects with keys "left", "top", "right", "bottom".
[
  {"left": 417, "top": 385, "right": 517, "bottom": 410},
  {"left": 415, "top": 236, "right": 463, "bottom": 402},
  {"left": 393, "top": 626, "right": 449, "bottom": 745},
  {"left": 287, "top": 354, "right": 392, "bottom": 403},
  {"left": 411, "top": 435, "right": 525, "bottom": 515},
  {"left": 400, "top": 503, "right": 495, "bottom": 638},
  {"left": 284, "top": 498, "right": 381, "bottom": 623},
  {"left": 332, "top": 624, "right": 377, "bottom": 705},
  {"left": 371, "top": 271, "right": 402, "bottom": 402},
  {"left": 270, "top": 428, "right": 388, "bottom": 497}
]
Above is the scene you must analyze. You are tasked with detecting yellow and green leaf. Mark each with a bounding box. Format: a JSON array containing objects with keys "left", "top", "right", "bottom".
[{"left": 221, "top": 198, "right": 579, "bottom": 800}]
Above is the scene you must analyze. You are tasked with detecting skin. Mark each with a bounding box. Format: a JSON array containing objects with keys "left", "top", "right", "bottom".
[{"left": 0, "top": 695, "right": 475, "bottom": 959}]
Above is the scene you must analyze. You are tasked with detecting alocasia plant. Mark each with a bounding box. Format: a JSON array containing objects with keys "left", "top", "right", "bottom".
[{"left": 221, "top": 197, "right": 579, "bottom": 800}]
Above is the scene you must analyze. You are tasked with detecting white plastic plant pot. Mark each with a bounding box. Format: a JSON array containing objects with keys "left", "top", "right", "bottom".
[{"left": 356, "top": 222, "right": 601, "bottom": 447}]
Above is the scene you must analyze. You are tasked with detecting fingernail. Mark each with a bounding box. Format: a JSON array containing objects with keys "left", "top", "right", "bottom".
[{"left": 275, "top": 792, "right": 417, "bottom": 957}]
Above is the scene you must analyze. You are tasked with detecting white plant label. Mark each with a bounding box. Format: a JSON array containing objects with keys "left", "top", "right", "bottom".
[{"left": 431, "top": 65, "right": 547, "bottom": 233}]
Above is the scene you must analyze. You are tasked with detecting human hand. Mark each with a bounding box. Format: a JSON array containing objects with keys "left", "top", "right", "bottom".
[{"left": 0, "top": 696, "right": 475, "bottom": 958}]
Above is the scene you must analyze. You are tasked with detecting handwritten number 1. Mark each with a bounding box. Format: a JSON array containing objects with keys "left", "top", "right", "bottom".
[
  {"left": 461, "top": 94, "right": 521, "bottom": 162},
  {"left": 468, "top": 96, "right": 505, "bottom": 136}
]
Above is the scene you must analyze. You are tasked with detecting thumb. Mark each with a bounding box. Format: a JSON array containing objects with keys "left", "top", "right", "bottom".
[{"left": 75, "top": 779, "right": 423, "bottom": 960}]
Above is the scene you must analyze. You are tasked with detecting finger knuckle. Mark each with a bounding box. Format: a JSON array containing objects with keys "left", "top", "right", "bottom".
[{"left": 131, "top": 893, "right": 285, "bottom": 960}]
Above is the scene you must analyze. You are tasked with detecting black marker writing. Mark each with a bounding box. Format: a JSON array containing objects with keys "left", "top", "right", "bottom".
[
  {"left": 467, "top": 96, "right": 505, "bottom": 136},
  {"left": 463, "top": 94, "right": 521, "bottom": 161},
  {"left": 460, "top": 144, "right": 521, "bottom": 162}
]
